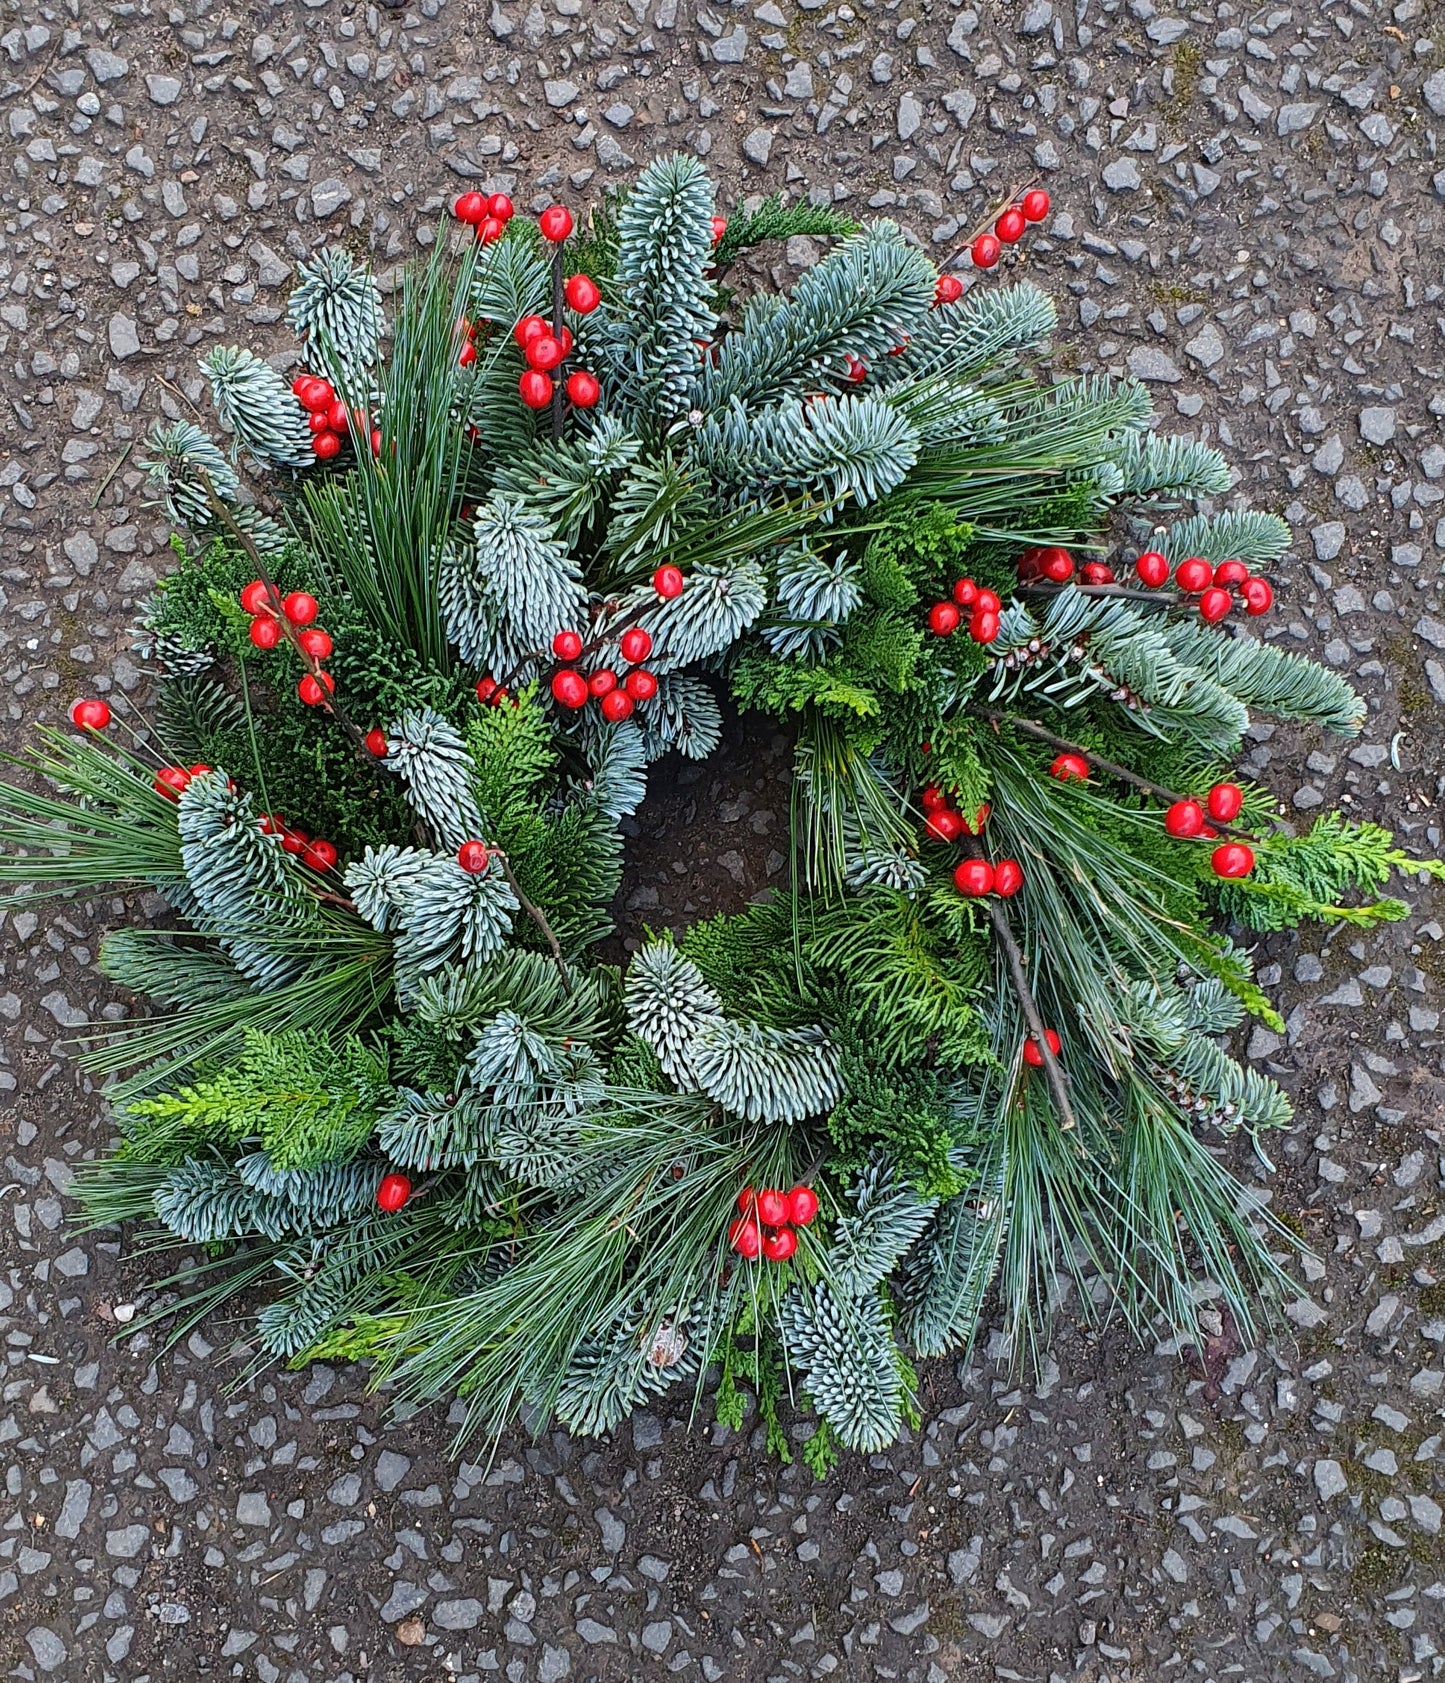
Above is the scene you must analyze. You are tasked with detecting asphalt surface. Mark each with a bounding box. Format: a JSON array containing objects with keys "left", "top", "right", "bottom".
[{"left": 0, "top": 0, "right": 1443, "bottom": 1679}]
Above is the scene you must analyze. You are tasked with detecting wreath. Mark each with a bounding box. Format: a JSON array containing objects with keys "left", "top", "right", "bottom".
[{"left": 6, "top": 157, "right": 1435, "bottom": 1472}]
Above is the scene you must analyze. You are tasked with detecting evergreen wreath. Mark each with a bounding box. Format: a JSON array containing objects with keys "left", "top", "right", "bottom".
[{"left": 6, "top": 159, "right": 1437, "bottom": 1470}]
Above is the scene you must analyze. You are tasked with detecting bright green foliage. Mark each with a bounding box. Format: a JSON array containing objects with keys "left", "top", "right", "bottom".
[{"left": 712, "top": 193, "right": 859, "bottom": 268}]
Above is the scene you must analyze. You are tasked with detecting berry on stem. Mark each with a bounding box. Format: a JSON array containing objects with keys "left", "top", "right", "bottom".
[
  {"left": 487, "top": 192, "right": 514, "bottom": 222},
  {"left": 971, "top": 233, "right": 1001, "bottom": 269},
  {"left": 755, "top": 1188, "right": 788, "bottom": 1226},
  {"left": 1134, "top": 550, "right": 1170, "bottom": 588},
  {"left": 552, "top": 628, "right": 584, "bottom": 661},
  {"left": 1021, "top": 188, "right": 1051, "bottom": 222},
  {"left": 282, "top": 591, "right": 319, "bottom": 626},
  {"left": 1198, "top": 586, "right": 1233, "bottom": 625},
  {"left": 845, "top": 355, "right": 868, "bottom": 384},
  {"left": 710, "top": 215, "right": 728, "bottom": 244},
  {"left": 953, "top": 858, "right": 995, "bottom": 897},
  {"left": 519, "top": 370, "right": 553, "bottom": 409},
  {"left": 925, "top": 808, "right": 964, "bottom": 842},
  {"left": 975, "top": 588, "right": 1001, "bottom": 615},
  {"left": 454, "top": 191, "right": 486, "bottom": 224},
  {"left": 525, "top": 334, "right": 564, "bottom": 372},
  {"left": 587, "top": 669, "right": 617, "bottom": 697},
  {"left": 153, "top": 766, "right": 191, "bottom": 799},
  {"left": 1213, "top": 559, "right": 1249, "bottom": 590},
  {"left": 786, "top": 1185, "right": 819, "bottom": 1226},
  {"left": 248, "top": 615, "right": 282, "bottom": 650},
  {"left": 993, "top": 858, "right": 1025, "bottom": 898},
  {"left": 1241, "top": 576, "right": 1273, "bottom": 616},
  {"left": 312, "top": 430, "right": 342, "bottom": 461},
  {"left": 934, "top": 273, "right": 964, "bottom": 305},
  {"left": 1211, "top": 842, "right": 1255, "bottom": 879},
  {"left": 240, "top": 579, "right": 274, "bottom": 615},
  {"left": 728, "top": 1216, "right": 761, "bottom": 1259},
  {"left": 1050, "top": 752, "right": 1090, "bottom": 782},
  {"left": 365, "top": 727, "right": 389, "bottom": 758},
  {"left": 475, "top": 675, "right": 498, "bottom": 705},
  {"left": 1022, "top": 1028, "right": 1062, "bottom": 1067},
  {"left": 1038, "top": 547, "right": 1074, "bottom": 583},
  {"left": 1173, "top": 557, "right": 1213, "bottom": 594},
  {"left": 550, "top": 669, "right": 589, "bottom": 710},
  {"left": 297, "top": 628, "right": 333, "bottom": 659},
  {"left": 970, "top": 609, "right": 1001, "bottom": 644},
  {"left": 599, "top": 688, "right": 635, "bottom": 722},
  {"left": 653, "top": 564, "right": 684, "bottom": 599},
  {"left": 928, "top": 600, "right": 961, "bottom": 636},
  {"left": 1080, "top": 562, "right": 1115, "bottom": 585},
  {"left": 623, "top": 668, "right": 658, "bottom": 702},
  {"left": 564, "top": 274, "right": 600, "bottom": 313},
  {"left": 301, "top": 838, "right": 337, "bottom": 872},
  {"left": 1207, "top": 782, "right": 1243, "bottom": 823},
  {"left": 959, "top": 803, "right": 991, "bottom": 835},
  {"left": 1164, "top": 799, "right": 1206, "bottom": 839},
  {"left": 297, "top": 672, "right": 335, "bottom": 706},
  {"left": 996, "top": 206, "right": 1026, "bottom": 243},
  {"left": 514, "top": 315, "right": 547, "bottom": 349},
  {"left": 619, "top": 627, "right": 653, "bottom": 663},
  {"left": 565, "top": 369, "right": 600, "bottom": 408},
  {"left": 376, "top": 1173, "right": 412, "bottom": 1213},
  {"left": 69, "top": 698, "right": 111, "bottom": 730},
  {"left": 456, "top": 840, "right": 491, "bottom": 874},
  {"left": 952, "top": 576, "right": 979, "bottom": 607},
  {"left": 761, "top": 1226, "right": 798, "bottom": 1263},
  {"left": 538, "top": 205, "right": 573, "bottom": 242}
]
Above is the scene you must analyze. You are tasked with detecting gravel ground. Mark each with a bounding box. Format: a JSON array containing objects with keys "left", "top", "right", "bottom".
[{"left": 1, "top": 0, "right": 1444, "bottom": 1678}]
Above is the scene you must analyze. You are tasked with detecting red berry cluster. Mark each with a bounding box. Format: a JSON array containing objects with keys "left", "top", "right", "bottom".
[
  {"left": 376, "top": 1171, "right": 412, "bottom": 1212},
  {"left": 549, "top": 624, "right": 658, "bottom": 723},
  {"left": 452, "top": 190, "right": 515, "bottom": 245},
  {"left": 239, "top": 580, "right": 338, "bottom": 707},
  {"left": 513, "top": 313, "right": 600, "bottom": 412},
  {"left": 1164, "top": 783, "right": 1255, "bottom": 878},
  {"left": 1017, "top": 545, "right": 1081, "bottom": 584},
  {"left": 729, "top": 1183, "right": 819, "bottom": 1263},
  {"left": 951, "top": 854, "right": 1024, "bottom": 898},
  {"left": 291, "top": 374, "right": 379, "bottom": 461},
  {"left": 69, "top": 698, "right": 112, "bottom": 731},
  {"left": 970, "top": 188, "right": 1050, "bottom": 271},
  {"left": 153, "top": 761, "right": 213, "bottom": 800},
  {"left": 928, "top": 576, "right": 1002, "bottom": 644},
  {"left": 258, "top": 810, "right": 338, "bottom": 872},
  {"left": 1133, "top": 550, "right": 1274, "bottom": 621},
  {"left": 919, "top": 784, "right": 989, "bottom": 843}
]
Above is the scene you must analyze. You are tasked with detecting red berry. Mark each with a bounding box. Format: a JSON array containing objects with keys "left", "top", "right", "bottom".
[
  {"left": 454, "top": 191, "right": 486, "bottom": 224},
  {"left": 302, "top": 838, "right": 338, "bottom": 872},
  {"left": 1050, "top": 752, "right": 1090, "bottom": 782},
  {"left": 514, "top": 315, "right": 548, "bottom": 348},
  {"left": 1022, "top": 1028, "right": 1062, "bottom": 1067},
  {"left": 1213, "top": 559, "right": 1250, "bottom": 590},
  {"left": 845, "top": 355, "right": 868, "bottom": 384},
  {"left": 588, "top": 668, "right": 618, "bottom": 697},
  {"left": 526, "top": 334, "right": 564, "bottom": 372},
  {"left": 935, "top": 273, "right": 964, "bottom": 304},
  {"left": 153, "top": 766, "right": 191, "bottom": 799},
  {"left": 1134, "top": 550, "right": 1170, "bottom": 588},
  {"left": 993, "top": 858, "right": 1025, "bottom": 897},
  {"left": 1241, "top": 576, "right": 1274, "bottom": 616},
  {"left": 550, "top": 669, "right": 589, "bottom": 710},
  {"left": 971, "top": 233, "right": 1001, "bottom": 269},
  {"left": 761, "top": 1226, "right": 798, "bottom": 1263},
  {"left": 564, "top": 273, "right": 601, "bottom": 313},
  {"left": 710, "top": 215, "right": 728, "bottom": 245},
  {"left": 1174, "top": 557, "right": 1213, "bottom": 594},
  {"left": 619, "top": 627, "right": 653, "bottom": 663},
  {"left": 457, "top": 840, "right": 491, "bottom": 874},
  {"left": 326, "top": 400, "right": 350, "bottom": 433},
  {"left": 786, "top": 1185, "right": 819, "bottom": 1227},
  {"left": 475, "top": 675, "right": 498, "bottom": 705},
  {"left": 307, "top": 409, "right": 332, "bottom": 435},
  {"left": 1021, "top": 188, "right": 1051, "bottom": 222},
  {"left": 952, "top": 577, "right": 979, "bottom": 607},
  {"left": 297, "top": 628, "right": 333, "bottom": 659},
  {"left": 258, "top": 812, "right": 285, "bottom": 835},
  {"left": 729, "top": 1216, "right": 761, "bottom": 1259},
  {"left": 557, "top": 325, "right": 574, "bottom": 356},
  {"left": 490, "top": 687, "right": 510, "bottom": 708},
  {"left": 925, "top": 808, "right": 964, "bottom": 842},
  {"left": 970, "top": 610, "right": 1000, "bottom": 644},
  {"left": 996, "top": 206, "right": 1027, "bottom": 244},
  {"left": 736, "top": 1186, "right": 757, "bottom": 1214},
  {"left": 487, "top": 192, "right": 515, "bottom": 222},
  {"left": 248, "top": 615, "right": 282, "bottom": 649},
  {"left": 975, "top": 588, "right": 1002, "bottom": 615},
  {"left": 539, "top": 205, "right": 574, "bottom": 242},
  {"left": 69, "top": 698, "right": 111, "bottom": 730},
  {"left": 370, "top": 429, "right": 383, "bottom": 457},
  {"left": 952, "top": 858, "right": 995, "bottom": 897},
  {"left": 1039, "top": 547, "right": 1074, "bottom": 583},
  {"left": 312, "top": 430, "right": 342, "bottom": 460},
  {"left": 928, "top": 600, "right": 961, "bottom": 636},
  {"left": 566, "top": 370, "right": 601, "bottom": 408},
  {"left": 240, "top": 579, "right": 274, "bottom": 616},
  {"left": 281, "top": 827, "right": 308, "bottom": 855},
  {"left": 476, "top": 216, "right": 504, "bottom": 245},
  {"left": 282, "top": 592, "right": 319, "bottom": 626},
  {"left": 653, "top": 565, "right": 685, "bottom": 599},
  {"left": 1017, "top": 547, "right": 1043, "bottom": 581},
  {"left": 365, "top": 727, "right": 389, "bottom": 758},
  {"left": 1080, "top": 562, "right": 1115, "bottom": 585},
  {"left": 1164, "top": 799, "right": 1206, "bottom": 839},
  {"left": 1198, "top": 586, "right": 1233, "bottom": 625},
  {"left": 959, "top": 803, "right": 991, "bottom": 836},
  {"left": 624, "top": 668, "right": 658, "bottom": 702},
  {"left": 296, "top": 377, "right": 334, "bottom": 413},
  {"left": 187, "top": 764, "right": 214, "bottom": 779},
  {"left": 297, "top": 672, "right": 335, "bottom": 706},
  {"left": 458, "top": 341, "right": 477, "bottom": 369},
  {"left": 519, "top": 370, "right": 553, "bottom": 409},
  {"left": 1211, "top": 842, "right": 1255, "bottom": 880},
  {"left": 376, "top": 1173, "right": 412, "bottom": 1213},
  {"left": 552, "top": 628, "right": 584, "bottom": 661},
  {"left": 1207, "top": 783, "right": 1244, "bottom": 823},
  {"left": 599, "top": 688, "right": 635, "bottom": 722},
  {"left": 920, "top": 784, "right": 948, "bottom": 812},
  {"left": 755, "top": 1188, "right": 788, "bottom": 1227}
]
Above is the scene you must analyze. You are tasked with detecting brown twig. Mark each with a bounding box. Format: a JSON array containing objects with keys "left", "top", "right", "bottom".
[
  {"left": 960, "top": 834, "right": 1076, "bottom": 1133},
  {"left": 89, "top": 442, "right": 132, "bottom": 510},
  {"left": 967, "top": 706, "right": 1271, "bottom": 841},
  {"left": 550, "top": 243, "right": 566, "bottom": 445},
  {"left": 1017, "top": 581, "right": 1182, "bottom": 607},
  {"left": 489, "top": 847, "right": 572, "bottom": 994}
]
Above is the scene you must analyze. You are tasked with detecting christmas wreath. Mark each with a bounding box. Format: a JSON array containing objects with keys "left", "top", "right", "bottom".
[{"left": 5, "top": 156, "right": 1436, "bottom": 1470}]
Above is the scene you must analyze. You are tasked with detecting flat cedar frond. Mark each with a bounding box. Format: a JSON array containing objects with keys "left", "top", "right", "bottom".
[{"left": 712, "top": 193, "right": 859, "bottom": 268}]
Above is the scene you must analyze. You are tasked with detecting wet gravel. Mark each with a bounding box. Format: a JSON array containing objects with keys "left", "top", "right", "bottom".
[{"left": 1, "top": 0, "right": 1444, "bottom": 1678}]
